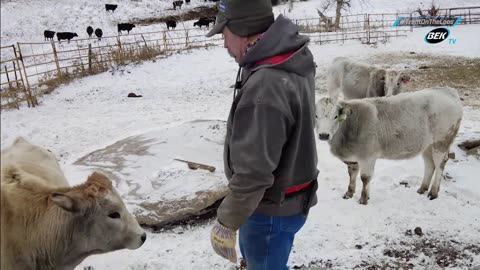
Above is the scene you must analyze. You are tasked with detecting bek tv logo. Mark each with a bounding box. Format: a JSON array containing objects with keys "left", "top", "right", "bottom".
[{"left": 425, "top": 28, "right": 455, "bottom": 44}]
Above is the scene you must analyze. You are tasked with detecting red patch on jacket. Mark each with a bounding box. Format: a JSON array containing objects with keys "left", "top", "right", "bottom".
[{"left": 255, "top": 50, "right": 296, "bottom": 66}]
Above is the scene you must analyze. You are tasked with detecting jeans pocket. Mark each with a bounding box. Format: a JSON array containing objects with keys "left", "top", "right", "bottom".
[
  {"left": 280, "top": 214, "right": 307, "bottom": 233},
  {"left": 246, "top": 213, "right": 273, "bottom": 227}
]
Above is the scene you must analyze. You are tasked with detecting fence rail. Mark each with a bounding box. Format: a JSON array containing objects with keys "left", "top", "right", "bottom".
[{"left": 1, "top": 6, "right": 479, "bottom": 110}]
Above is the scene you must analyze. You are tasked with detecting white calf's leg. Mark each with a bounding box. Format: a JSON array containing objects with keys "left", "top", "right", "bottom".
[
  {"left": 428, "top": 149, "right": 449, "bottom": 200},
  {"left": 358, "top": 159, "right": 376, "bottom": 205},
  {"left": 418, "top": 145, "right": 435, "bottom": 195},
  {"left": 343, "top": 161, "right": 359, "bottom": 199}
]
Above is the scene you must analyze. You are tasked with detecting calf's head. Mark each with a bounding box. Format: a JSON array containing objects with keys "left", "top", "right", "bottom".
[
  {"left": 50, "top": 172, "right": 146, "bottom": 252},
  {"left": 385, "top": 71, "right": 410, "bottom": 96},
  {"left": 315, "top": 97, "right": 352, "bottom": 141}
]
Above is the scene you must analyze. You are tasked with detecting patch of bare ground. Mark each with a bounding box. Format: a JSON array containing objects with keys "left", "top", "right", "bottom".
[
  {"left": 316, "top": 52, "right": 480, "bottom": 108},
  {"left": 368, "top": 52, "right": 480, "bottom": 108},
  {"left": 132, "top": 6, "right": 217, "bottom": 26},
  {"left": 292, "top": 231, "right": 480, "bottom": 270}
]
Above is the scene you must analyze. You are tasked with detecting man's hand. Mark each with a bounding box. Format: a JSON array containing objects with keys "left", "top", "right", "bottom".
[{"left": 210, "top": 219, "right": 237, "bottom": 263}]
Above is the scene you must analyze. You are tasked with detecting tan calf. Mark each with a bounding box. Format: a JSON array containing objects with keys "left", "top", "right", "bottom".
[{"left": 1, "top": 138, "right": 146, "bottom": 270}]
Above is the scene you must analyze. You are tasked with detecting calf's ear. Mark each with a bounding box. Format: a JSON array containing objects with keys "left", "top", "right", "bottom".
[
  {"left": 2, "top": 165, "right": 22, "bottom": 184},
  {"left": 338, "top": 104, "right": 352, "bottom": 122},
  {"left": 13, "top": 136, "right": 28, "bottom": 145},
  {"left": 50, "top": 192, "right": 80, "bottom": 213}
]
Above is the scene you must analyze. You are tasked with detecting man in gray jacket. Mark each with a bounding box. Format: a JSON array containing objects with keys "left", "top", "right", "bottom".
[{"left": 207, "top": 0, "right": 318, "bottom": 269}]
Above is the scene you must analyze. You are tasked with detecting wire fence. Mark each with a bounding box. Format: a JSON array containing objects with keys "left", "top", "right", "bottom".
[
  {"left": 294, "top": 12, "right": 412, "bottom": 45},
  {"left": 1, "top": 6, "right": 479, "bottom": 110}
]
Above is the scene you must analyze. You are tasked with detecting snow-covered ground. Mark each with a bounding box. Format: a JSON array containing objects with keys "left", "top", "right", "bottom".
[
  {"left": 2, "top": 0, "right": 479, "bottom": 46},
  {"left": 0, "top": 0, "right": 216, "bottom": 46},
  {"left": 1, "top": 0, "right": 480, "bottom": 269},
  {"left": 2, "top": 21, "right": 480, "bottom": 269}
]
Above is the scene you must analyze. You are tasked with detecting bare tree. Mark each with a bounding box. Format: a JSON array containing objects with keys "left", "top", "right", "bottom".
[
  {"left": 319, "top": 0, "right": 366, "bottom": 30},
  {"left": 416, "top": 1, "right": 441, "bottom": 16},
  {"left": 427, "top": 2, "right": 441, "bottom": 16},
  {"left": 316, "top": 8, "right": 335, "bottom": 31}
]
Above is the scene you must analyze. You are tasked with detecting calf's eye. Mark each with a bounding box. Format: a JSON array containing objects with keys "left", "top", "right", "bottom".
[{"left": 108, "top": 212, "right": 121, "bottom": 219}]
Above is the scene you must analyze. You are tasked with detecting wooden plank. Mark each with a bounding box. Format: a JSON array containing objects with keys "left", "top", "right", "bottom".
[{"left": 173, "top": 159, "right": 216, "bottom": 172}]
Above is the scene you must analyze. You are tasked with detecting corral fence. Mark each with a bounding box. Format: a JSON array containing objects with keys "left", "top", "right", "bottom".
[
  {"left": 294, "top": 6, "right": 480, "bottom": 45},
  {"left": 1, "top": 6, "right": 479, "bottom": 110},
  {"left": 294, "top": 12, "right": 412, "bottom": 45}
]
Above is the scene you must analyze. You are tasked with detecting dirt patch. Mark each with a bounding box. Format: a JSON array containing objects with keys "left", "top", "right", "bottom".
[
  {"left": 292, "top": 230, "right": 480, "bottom": 270},
  {"left": 376, "top": 237, "right": 480, "bottom": 269},
  {"left": 368, "top": 52, "right": 480, "bottom": 108},
  {"left": 132, "top": 6, "right": 217, "bottom": 26},
  {"left": 316, "top": 53, "right": 480, "bottom": 108},
  {"left": 458, "top": 139, "right": 480, "bottom": 157},
  {"left": 458, "top": 139, "right": 480, "bottom": 151}
]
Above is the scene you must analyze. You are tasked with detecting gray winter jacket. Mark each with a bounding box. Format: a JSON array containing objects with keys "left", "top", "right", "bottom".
[{"left": 218, "top": 15, "right": 319, "bottom": 230}]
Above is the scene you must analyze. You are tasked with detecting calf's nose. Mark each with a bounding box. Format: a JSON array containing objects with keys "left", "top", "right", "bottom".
[{"left": 319, "top": 133, "right": 330, "bottom": 141}]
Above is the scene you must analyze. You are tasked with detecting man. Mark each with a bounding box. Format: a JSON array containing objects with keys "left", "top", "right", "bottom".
[{"left": 207, "top": 0, "right": 319, "bottom": 269}]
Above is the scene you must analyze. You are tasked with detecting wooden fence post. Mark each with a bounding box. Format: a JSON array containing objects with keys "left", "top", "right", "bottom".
[
  {"left": 117, "top": 36, "right": 122, "bottom": 50},
  {"left": 4, "top": 65, "right": 13, "bottom": 90},
  {"left": 88, "top": 43, "right": 92, "bottom": 72},
  {"left": 366, "top": 14, "right": 371, "bottom": 44},
  {"left": 395, "top": 12, "right": 398, "bottom": 38},
  {"left": 4, "top": 65, "right": 19, "bottom": 109},
  {"left": 15, "top": 43, "right": 36, "bottom": 107},
  {"left": 141, "top": 34, "right": 148, "bottom": 48},
  {"left": 163, "top": 31, "right": 167, "bottom": 51},
  {"left": 50, "top": 41, "right": 61, "bottom": 77},
  {"left": 12, "top": 61, "right": 19, "bottom": 89}
]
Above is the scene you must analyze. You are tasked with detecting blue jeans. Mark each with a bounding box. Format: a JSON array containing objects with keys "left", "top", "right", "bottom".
[{"left": 239, "top": 213, "right": 307, "bottom": 270}]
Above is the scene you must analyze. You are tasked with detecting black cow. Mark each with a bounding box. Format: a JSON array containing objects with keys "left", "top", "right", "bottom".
[
  {"left": 105, "top": 4, "right": 118, "bottom": 12},
  {"left": 86, "top": 26, "right": 93, "bottom": 38},
  {"left": 194, "top": 17, "right": 215, "bottom": 28},
  {"left": 166, "top": 20, "right": 177, "bottom": 30},
  {"left": 95, "top": 28, "right": 103, "bottom": 41},
  {"left": 117, "top": 23, "right": 135, "bottom": 34},
  {"left": 56, "top": 32, "right": 78, "bottom": 43},
  {"left": 173, "top": 0, "right": 183, "bottom": 10},
  {"left": 44, "top": 30, "right": 55, "bottom": 41}
]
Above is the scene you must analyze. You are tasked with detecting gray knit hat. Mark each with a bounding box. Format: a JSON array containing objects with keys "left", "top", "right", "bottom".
[{"left": 206, "top": 0, "right": 274, "bottom": 37}]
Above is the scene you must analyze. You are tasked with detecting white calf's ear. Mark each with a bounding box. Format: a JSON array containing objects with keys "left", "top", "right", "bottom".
[
  {"left": 51, "top": 193, "right": 79, "bottom": 213},
  {"left": 338, "top": 104, "right": 352, "bottom": 122}
]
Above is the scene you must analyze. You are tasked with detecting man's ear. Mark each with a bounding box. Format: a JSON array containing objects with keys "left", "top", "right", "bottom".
[{"left": 50, "top": 192, "right": 80, "bottom": 213}]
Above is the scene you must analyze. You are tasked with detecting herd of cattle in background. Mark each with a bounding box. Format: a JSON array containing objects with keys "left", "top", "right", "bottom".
[
  {"left": 315, "top": 57, "right": 463, "bottom": 205},
  {"left": 42, "top": 2, "right": 217, "bottom": 43}
]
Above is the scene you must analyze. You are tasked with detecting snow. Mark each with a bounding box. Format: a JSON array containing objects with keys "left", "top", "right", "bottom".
[
  {"left": 0, "top": 0, "right": 216, "bottom": 46},
  {"left": 1, "top": 0, "right": 480, "bottom": 269},
  {"left": 2, "top": 0, "right": 478, "bottom": 46},
  {"left": 274, "top": 0, "right": 480, "bottom": 19}
]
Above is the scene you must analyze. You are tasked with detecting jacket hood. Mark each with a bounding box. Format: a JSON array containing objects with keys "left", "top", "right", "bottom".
[{"left": 239, "top": 15, "right": 315, "bottom": 77}]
